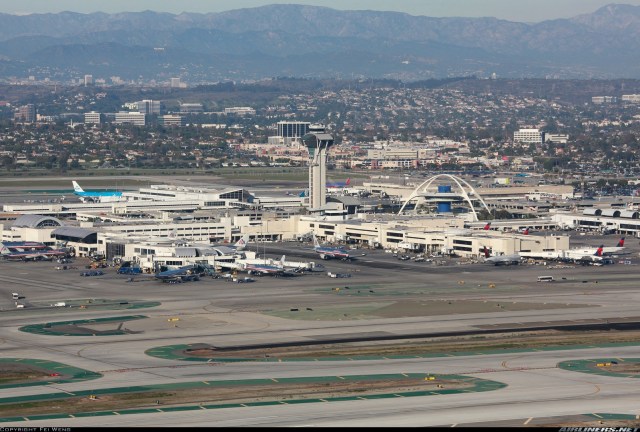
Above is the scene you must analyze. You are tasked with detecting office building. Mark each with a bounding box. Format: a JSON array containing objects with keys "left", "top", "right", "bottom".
[
  {"left": 514, "top": 128, "right": 544, "bottom": 144},
  {"left": 84, "top": 111, "right": 102, "bottom": 124},
  {"left": 180, "top": 103, "right": 203, "bottom": 113},
  {"left": 224, "top": 107, "right": 256, "bottom": 116},
  {"left": 14, "top": 104, "right": 35, "bottom": 123},
  {"left": 278, "top": 121, "right": 310, "bottom": 138},
  {"left": 84, "top": 75, "right": 93, "bottom": 86},
  {"left": 159, "top": 115, "right": 185, "bottom": 126},
  {"left": 592, "top": 96, "right": 616, "bottom": 104},
  {"left": 114, "top": 111, "right": 146, "bottom": 126},
  {"left": 136, "top": 100, "right": 161, "bottom": 115},
  {"left": 622, "top": 94, "right": 640, "bottom": 103},
  {"left": 545, "top": 134, "right": 569, "bottom": 144}
]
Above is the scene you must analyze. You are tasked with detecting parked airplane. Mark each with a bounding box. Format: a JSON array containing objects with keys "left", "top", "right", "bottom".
[
  {"left": 154, "top": 264, "right": 206, "bottom": 282},
  {"left": 603, "top": 237, "right": 626, "bottom": 255},
  {"left": 482, "top": 247, "right": 521, "bottom": 266},
  {"left": 574, "top": 246, "right": 608, "bottom": 265},
  {"left": 243, "top": 257, "right": 285, "bottom": 276},
  {"left": 279, "top": 255, "right": 316, "bottom": 272},
  {"left": 313, "top": 235, "right": 350, "bottom": 260},
  {"left": 520, "top": 244, "right": 607, "bottom": 264},
  {"left": 231, "top": 234, "right": 250, "bottom": 251},
  {"left": 72, "top": 181, "right": 123, "bottom": 203},
  {"left": 0, "top": 241, "right": 69, "bottom": 261},
  {"left": 327, "top": 178, "right": 351, "bottom": 190},
  {"left": 565, "top": 238, "right": 625, "bottom": 258}
]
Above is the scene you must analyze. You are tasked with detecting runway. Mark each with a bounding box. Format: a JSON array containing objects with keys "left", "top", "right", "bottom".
[{"left": 4, "top": 345, "right": 640, "bottom": 426}]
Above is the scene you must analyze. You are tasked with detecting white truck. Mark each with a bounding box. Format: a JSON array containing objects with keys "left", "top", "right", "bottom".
[{"left": 327, "top": 272, "right": 351, "bottom": 278}]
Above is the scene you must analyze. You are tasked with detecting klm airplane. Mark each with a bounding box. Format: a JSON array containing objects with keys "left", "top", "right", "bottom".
[{"left": 72, "top": 181, "right": 123, "bottom": 203}]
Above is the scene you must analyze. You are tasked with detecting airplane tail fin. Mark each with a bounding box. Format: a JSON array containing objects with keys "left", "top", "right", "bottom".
[
  {"left": 345, "top": 178, "right": 351, "bottom": 186},
  {"left": 280, "top": 255, "right": 286, "bottom": 265},
  {"left": 72, "top": 181, "right": 84, "bottom": 193},
  {"left": 234, "top": 234, "right": 250, "bottom": 250},
  {"left": 617, "top": 237, "right": 625, "bottom": 247},
  {"left": 483, "top": 246, "right": 490, "bottom": 258},
  {"left": 523, "top": 228, "right": 529, "bottom": 235},
  {"left": 595, "top": 245, "right": 604, "bottom": 256},
  {"left": 313, "top": 234, "right": 320, "bottom": 249},
  {"left": 483, "top": 222, "right": 491, "bottom": 230}
]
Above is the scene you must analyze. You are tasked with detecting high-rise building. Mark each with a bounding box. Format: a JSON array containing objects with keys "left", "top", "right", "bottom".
[
  {"left": 84, "top": 111, "right": 102, "bottom": 124},
  {"left": 136, "top": 100, "right": 161, "bottom": 115},
  {"left": 170, "top": 77, "right": 181, "bottom": 88},
  {"left": 278, "top": 121, "right": 310, "bottom": 138},
  {"left": 84, "top": 74, "right": 93, "bottom": 86},
  {"left": 115, "top": 111, "right": 146, "bottom": 126},
  {"left": 14, "top": 104, "right": 35, "bottom": 123}
]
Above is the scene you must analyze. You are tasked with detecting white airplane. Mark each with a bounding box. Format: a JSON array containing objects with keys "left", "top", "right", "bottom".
[
  {"left": 241, "top": 255, "right": 286, "bottom": 276},
  {"left": 602, "top": 237, "right": 627, "bottom": 255},
  {"left": 279, "top": 255, "right": 314, "bottom": 272},
  {"left": 520, "top": 245, "right": 606, "bottom": 263},
  {"left": 567, "top": 246, "right": 608, "bottom": 265},
  {"left": 520, "top": 237, "right": 625, "bottom": 262},
  {"left": 229, "top": 234, "right": 250, "bottom": 251},
  {"left": 482, "top": 247, "right": 521, "bottom": 266},
  {"left": 312, "top": 235, "right": 350, "bottom": 260},
  {"left": 208, "top": 234, "right": 250, "bottom": 253}
]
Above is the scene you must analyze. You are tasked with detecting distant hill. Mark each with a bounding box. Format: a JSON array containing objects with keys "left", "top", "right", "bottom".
[{"left": 0, "top": 3, "right": 639, "bottom": 81}]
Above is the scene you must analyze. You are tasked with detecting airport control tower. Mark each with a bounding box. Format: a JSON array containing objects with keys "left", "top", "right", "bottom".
[{"left": 302, "top": 131, "right": 334, "bottom": 210}]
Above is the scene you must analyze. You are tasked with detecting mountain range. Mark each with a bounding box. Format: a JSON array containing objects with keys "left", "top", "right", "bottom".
[{"left": 1, "top": 3, "right": 639, "bottom": 82}]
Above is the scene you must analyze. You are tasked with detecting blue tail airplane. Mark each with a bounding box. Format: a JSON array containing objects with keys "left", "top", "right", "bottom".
[
  {"left": 73, "top": 181, "right": 123, "bottom": 203},
  {"left": 154, "top": 264, "right": 205, "bottom": 283}
]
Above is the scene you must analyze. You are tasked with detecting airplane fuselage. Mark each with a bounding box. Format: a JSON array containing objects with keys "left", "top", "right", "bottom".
[
  {"left": 314, "top": 247, "right": 350, "bottom": 260},
  {"left": 75, "top": 191, "right": 123, "bottom": 203},
  {"left": 244, "top": 264, "right": 284, "bottom": 275}
]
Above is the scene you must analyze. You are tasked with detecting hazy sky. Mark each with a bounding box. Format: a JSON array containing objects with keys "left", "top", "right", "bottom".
[{"left": 3, "top": 0, "right": 640, "bottom": 22}]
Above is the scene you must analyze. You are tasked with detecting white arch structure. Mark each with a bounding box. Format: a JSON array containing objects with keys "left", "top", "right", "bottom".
[{"left": 397, "top": 174, "right": 491, "bottom": 221}]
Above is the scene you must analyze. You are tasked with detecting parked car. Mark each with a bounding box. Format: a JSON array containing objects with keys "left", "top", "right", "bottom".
[{"left": 80, "top": 270, "right": 104, "bottom": 277}]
